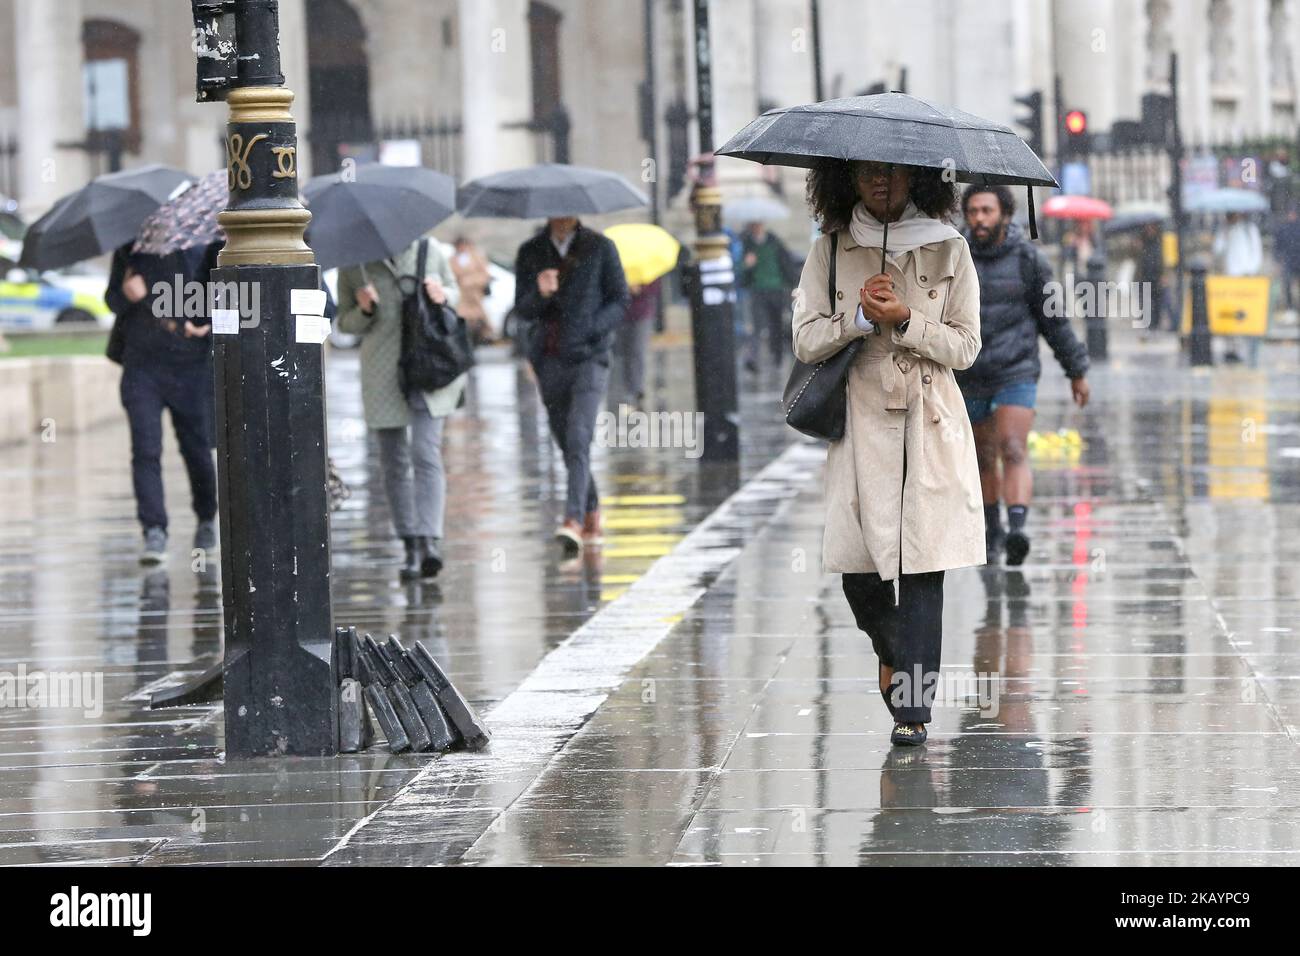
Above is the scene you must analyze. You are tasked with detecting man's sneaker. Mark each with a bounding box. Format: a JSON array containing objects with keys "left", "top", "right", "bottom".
[
  {"left": 194, "top": 520, "right": 218, "bottom": 552},
  {"left": 985, "top": 525, "right": 1005, "bottom": 565},
  {"left": 581, "top": 510, "right": 603, "bottom": 544},
  {"left": 140, "top": 527, "right": 168, "bottom": 566},
  {"left": 1005, "top": 529, "right": 1031, "bottom": 566},
  {"left": 555, "top": 519, "right": 583, "bottom": 555}
]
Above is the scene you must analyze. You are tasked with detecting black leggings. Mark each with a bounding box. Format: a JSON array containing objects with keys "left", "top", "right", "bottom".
[{"left": 842, "top": 570, "right": 945, "bottom": 722}]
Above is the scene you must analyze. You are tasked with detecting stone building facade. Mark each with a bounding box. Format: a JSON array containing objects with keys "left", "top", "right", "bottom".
[{"left": 1, "top": 0, "right": 1297, "bottom": 227}]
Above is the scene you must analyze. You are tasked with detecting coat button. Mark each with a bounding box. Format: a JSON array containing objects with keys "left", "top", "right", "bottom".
[
  {"left": 931, "top": 414, "right": 941, "bottom": 424},
  {"left": 919, "top": 275, "right": 927, "bottom": 282},
  {"left": 922, "top": 374, "right": 932, "bottom": 384},
  {"left": 836, "top": 290, "right": 843, "bottom": 300},
  {"left": 928, "top": 289, "right": 938, "bottom": 299}
]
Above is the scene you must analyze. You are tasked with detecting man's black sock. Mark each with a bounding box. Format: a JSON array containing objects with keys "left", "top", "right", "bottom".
[
  {"left": 984, "top": 503, "right": 1003, "bottom": 532},
  {"left": 1007, "top": 504, "right": 1028, "bottom": 533}
]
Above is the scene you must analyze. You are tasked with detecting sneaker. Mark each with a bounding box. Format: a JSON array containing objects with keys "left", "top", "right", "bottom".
[
  {"left": 581, "top": 510, "right": 603, "bottom": 544},
  {"left": 194, "top": 520, "right": 218, "bottom": 552},
  {"left": 555, "top": 519, "right": 583, "bottom": 555},
  {"left": 1005, "top": 529, "right": 1031, "bottom": 567},
  {"left": 140, "top": 527, "right": 168, "bottom": 566}
]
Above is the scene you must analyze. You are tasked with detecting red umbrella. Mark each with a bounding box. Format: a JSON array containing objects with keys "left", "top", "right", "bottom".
[{"left": 1042, "top": 195, "right": 1113, "bottom": 220}]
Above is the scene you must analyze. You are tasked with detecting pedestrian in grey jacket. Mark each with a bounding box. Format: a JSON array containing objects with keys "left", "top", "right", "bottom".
[
  {"left": 337, "top": 237, "right": 466, "bottom": 581},
  {"left": 959, "top": 185, "right": 1090, "bottom": 568}
]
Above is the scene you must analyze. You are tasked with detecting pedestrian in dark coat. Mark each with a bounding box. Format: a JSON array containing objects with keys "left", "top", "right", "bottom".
[
  {"left": 740, "top": 221, "right": 799, "bottom": 369},
  {"left": 959, "top": 185, "right": 1090, "bottom": 568},
  {"left": 513, "top": 217, "right": 630, "bottom": 553},
  {"left": 106, "top": 240, "right": 222, "bottom": 566},
  {"left": 1274, "top": 207, "right": 1300, "bottom": 310}
]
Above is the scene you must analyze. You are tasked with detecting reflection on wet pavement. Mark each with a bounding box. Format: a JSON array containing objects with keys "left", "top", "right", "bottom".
[{"left": 2, "top": 336, "right": 1297, "bottom": 865}]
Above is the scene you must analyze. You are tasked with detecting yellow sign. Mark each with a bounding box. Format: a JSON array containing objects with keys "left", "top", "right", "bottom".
[
  {"left": 1162, "top": 231, "right": 1178, "bottom": 268},
  {"left": 1181, "top": 275, "right": 1271, "bottom": 336}
]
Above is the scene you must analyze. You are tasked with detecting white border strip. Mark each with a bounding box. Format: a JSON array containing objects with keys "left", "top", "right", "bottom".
[{"left": 324, "top": 440, "right": 826, "bottom": 861}]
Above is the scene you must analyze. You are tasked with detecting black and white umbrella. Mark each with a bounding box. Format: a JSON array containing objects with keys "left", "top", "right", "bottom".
[
  {"left": 303, "top": 163, "right": 457, "bottom": 271},
  {"left": 18, "top": 164, "right": 192, "bottom": 270},
  {"left": 718, "top": 92, "right": 1057, "bottom": 240},
  {"left": 457, "top": 163, "right": 648, "bottom": 219}
]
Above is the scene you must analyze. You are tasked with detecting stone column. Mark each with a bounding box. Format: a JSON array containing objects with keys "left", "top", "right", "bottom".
[
  {"left": 458, "top": 0, "right": 533, "bottom": 179},
  {"left": 14, "top": 0, "right": 89, "bottom": 218}
]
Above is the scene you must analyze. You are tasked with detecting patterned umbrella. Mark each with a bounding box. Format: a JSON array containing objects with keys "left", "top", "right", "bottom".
[{"left": 133, "top": 169, "right": 227, "bottom": 256}]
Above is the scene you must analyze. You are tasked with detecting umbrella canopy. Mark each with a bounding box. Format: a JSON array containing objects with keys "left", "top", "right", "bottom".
[
  {"left": 723, "top": 196, "right": 791, "bottom": 225},
  {"left": 133, "top": 169, "right": 227, "bottom": 256},
  {"left": 1185, "top": 187, "right": 1269, "bottom": 215},
  {"left": 717, "top": 92, "right": 1057, "bottom": 187},
  {"left": 303, "top": 163, "right": 457, "bottom": 270},
  {"left": 18, "top": 164, "right": 192, "bottom": 270},
  {"left": 457, "top": 163, "right": 648, "bottom": 219},
  {"left": 1104, "top": 200, "right": 1169, "bottom": 233},
  {"left": 605, "top": 223, "right": 681, "bottom": 287},
  {"left": 1041, "top": 195, "right": 1113, "bottom": 220}
]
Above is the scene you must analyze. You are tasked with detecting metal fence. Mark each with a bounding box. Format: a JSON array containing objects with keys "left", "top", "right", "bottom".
[
  {"left": 305, "top": 114, "right": 464, "bottom": 180},
  {"left": 0, "top": 133, "right": 19, "bottom": 203}
]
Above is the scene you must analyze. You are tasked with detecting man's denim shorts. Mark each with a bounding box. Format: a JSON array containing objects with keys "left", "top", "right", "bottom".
[{"left": 963, "top": 380, "right": 1038, "bottom": 423}]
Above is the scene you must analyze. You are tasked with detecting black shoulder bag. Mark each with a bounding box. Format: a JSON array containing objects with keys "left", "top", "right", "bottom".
[
  {"left": 781, "top": 232, "right": 864, "bottom": 441},
  {"left": 398, "top": 239, "right": 476, "bottom": 395}
]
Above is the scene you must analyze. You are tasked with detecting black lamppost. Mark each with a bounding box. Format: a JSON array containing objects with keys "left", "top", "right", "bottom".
[
  {"left": 188, "top": 0, "right": 337, "bottom": 757},
  {"left": 687, "top": 0, "right": 739, "bottom": 461}
]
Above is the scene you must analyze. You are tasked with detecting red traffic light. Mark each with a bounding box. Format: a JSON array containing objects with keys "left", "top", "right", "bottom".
[{"left": 1065, "top": 110, "right": 1088, "bottom": 135}]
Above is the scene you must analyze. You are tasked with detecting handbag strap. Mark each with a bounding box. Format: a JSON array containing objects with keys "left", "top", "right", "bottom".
[
  {"left": 416, "top": 238, "right": 429, "bottom": 281},
  {"left": 828, "top": 230, "right": 838, "bottom": 310}
]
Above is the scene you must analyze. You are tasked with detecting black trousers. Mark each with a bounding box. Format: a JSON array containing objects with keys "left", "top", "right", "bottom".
[
  {"left": 842, "top": 570, "right": 945, "bottom": 723},
  {"left": 120, "top": 362, "right": 217, "bottom": 532}
]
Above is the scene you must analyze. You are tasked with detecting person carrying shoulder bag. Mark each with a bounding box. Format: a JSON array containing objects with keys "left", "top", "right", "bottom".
[{"left": 337, "top": 236, "right": 467, "bottom": 581}]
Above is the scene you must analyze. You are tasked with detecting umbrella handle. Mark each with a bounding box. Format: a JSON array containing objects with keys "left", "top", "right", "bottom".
[{"left": 880, "top": 163, "right": 891, "bottom": 275}]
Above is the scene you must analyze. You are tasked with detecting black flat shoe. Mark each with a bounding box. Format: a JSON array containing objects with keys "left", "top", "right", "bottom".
[
  {"left": 890, "top": 722, "right": 928, "bottom": 746},
  {"left": 1005, "top": 529, "right": 1030, "bottom": 566},
  {"left": 420, "top": 537, "right": 443, "bottom": 579},
  {"left": 399, "top": 537, "right": 422, "bottom": 582}
]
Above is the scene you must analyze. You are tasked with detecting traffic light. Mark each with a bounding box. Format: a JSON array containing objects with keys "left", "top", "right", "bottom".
[
  {"left": 1014, "top": 90, "right": 1044, "bottom": 157},
  {"left": 1063, "top": 109, "right": 1090, "bottom": 157}
]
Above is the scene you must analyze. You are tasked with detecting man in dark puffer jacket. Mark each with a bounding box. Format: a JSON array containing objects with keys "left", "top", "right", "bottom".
[{"left": 959, "top": 185, "right": 1090, "bottom": 566}]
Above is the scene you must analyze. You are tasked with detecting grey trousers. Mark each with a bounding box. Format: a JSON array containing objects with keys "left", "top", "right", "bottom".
[
  {"left": 615, "top": 318, "right": 652, "bottom": 404},
  {"left": 533, "top": 354, "right": 609, "bottom": 522},
  {"left": 375, "top": 394, "right": 447, "bottom": 539}
]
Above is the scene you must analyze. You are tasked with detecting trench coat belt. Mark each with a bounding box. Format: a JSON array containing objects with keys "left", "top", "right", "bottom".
[{"left": 861, "top": 351, "right": 912, "bottom": 411}]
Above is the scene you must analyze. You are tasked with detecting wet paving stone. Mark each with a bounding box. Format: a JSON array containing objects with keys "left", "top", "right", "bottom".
[{"left": 3, "top": 335, "right": 1298, "bottom": 865}]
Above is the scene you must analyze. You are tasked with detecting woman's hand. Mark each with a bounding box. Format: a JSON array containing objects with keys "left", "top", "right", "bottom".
[
  {"left": 859, "top": 273, "right": 910, "bottom": 325},
  {"left": 123, "top": 272, "right": 147, "bottom": 304},
  {"left": 355, "top": 284, "right": 379, "bottom": 314},
  {"left": 423, "top": 277, "right": 447, "bottom": 305}
]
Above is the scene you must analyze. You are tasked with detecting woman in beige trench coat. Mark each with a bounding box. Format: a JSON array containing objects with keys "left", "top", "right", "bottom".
[{"left": 792, "top": 159, "right": 985, "bottom": 746}]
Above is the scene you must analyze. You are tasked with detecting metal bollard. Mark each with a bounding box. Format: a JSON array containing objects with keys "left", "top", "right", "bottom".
[
  {"left": 1084, "top": 253, "right": 1108, "bottom": 363},
  {"left": 1188, "top": 257, "right": 1213, "bottom": 366}
]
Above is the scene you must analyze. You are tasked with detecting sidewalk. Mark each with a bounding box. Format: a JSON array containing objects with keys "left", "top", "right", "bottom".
[{"left": 0, "top": 340, "right": 795, "bottom": 865}]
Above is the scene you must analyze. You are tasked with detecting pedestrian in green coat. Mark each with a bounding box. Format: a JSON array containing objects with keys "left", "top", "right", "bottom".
[{"left": 337, "top": 236, "right": 467, "bottom": 580}]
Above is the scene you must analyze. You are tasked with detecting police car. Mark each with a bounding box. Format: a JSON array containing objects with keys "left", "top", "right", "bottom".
[{"left": 0, "top": 264, "right": 113, "bottom": 331}]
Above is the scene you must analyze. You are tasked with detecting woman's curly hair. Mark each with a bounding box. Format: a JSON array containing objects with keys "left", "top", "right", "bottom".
[{"left": 806, "top": 161, "right": 959, "bottom": 233}]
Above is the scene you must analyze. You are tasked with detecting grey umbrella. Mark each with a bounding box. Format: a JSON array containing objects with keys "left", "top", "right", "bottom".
[
  {"left": 18, "top": 164, "right": 193, "bottom": 270},
  {"left": 457, "top": 163, "right": 647, "bottom": 219},
  {"left": 303, "top": 162, "right": 457, "bottom": 271},
  {"left": 718, "top": 92, "right": 1057, "bottom": 247}
]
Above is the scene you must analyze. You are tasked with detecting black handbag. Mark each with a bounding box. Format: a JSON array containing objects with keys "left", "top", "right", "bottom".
[
  {"left": 782, "top": 232, "right": 863, "bottom": 441},
  {"left": 398, "top": 239, "right": 476, "bottom": 395}
]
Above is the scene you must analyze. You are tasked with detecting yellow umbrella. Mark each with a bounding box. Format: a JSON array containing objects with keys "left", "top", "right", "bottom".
[{"left": 604, "top": 223, "right": 681, "bottom": 287}]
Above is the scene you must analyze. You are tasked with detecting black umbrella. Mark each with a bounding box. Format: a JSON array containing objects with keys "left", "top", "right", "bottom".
[
  {"left": 457, "top": 163, "right": 648, "bottom": 219},
  {"left": 18, "top": 164, "right": 192, "bottom": 270},
  {"left": 303, "top": 163, "right": 457, "bottom": 271},
  {"left": 718, "top": 92, "right": 1057, "bottom": 240}
]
